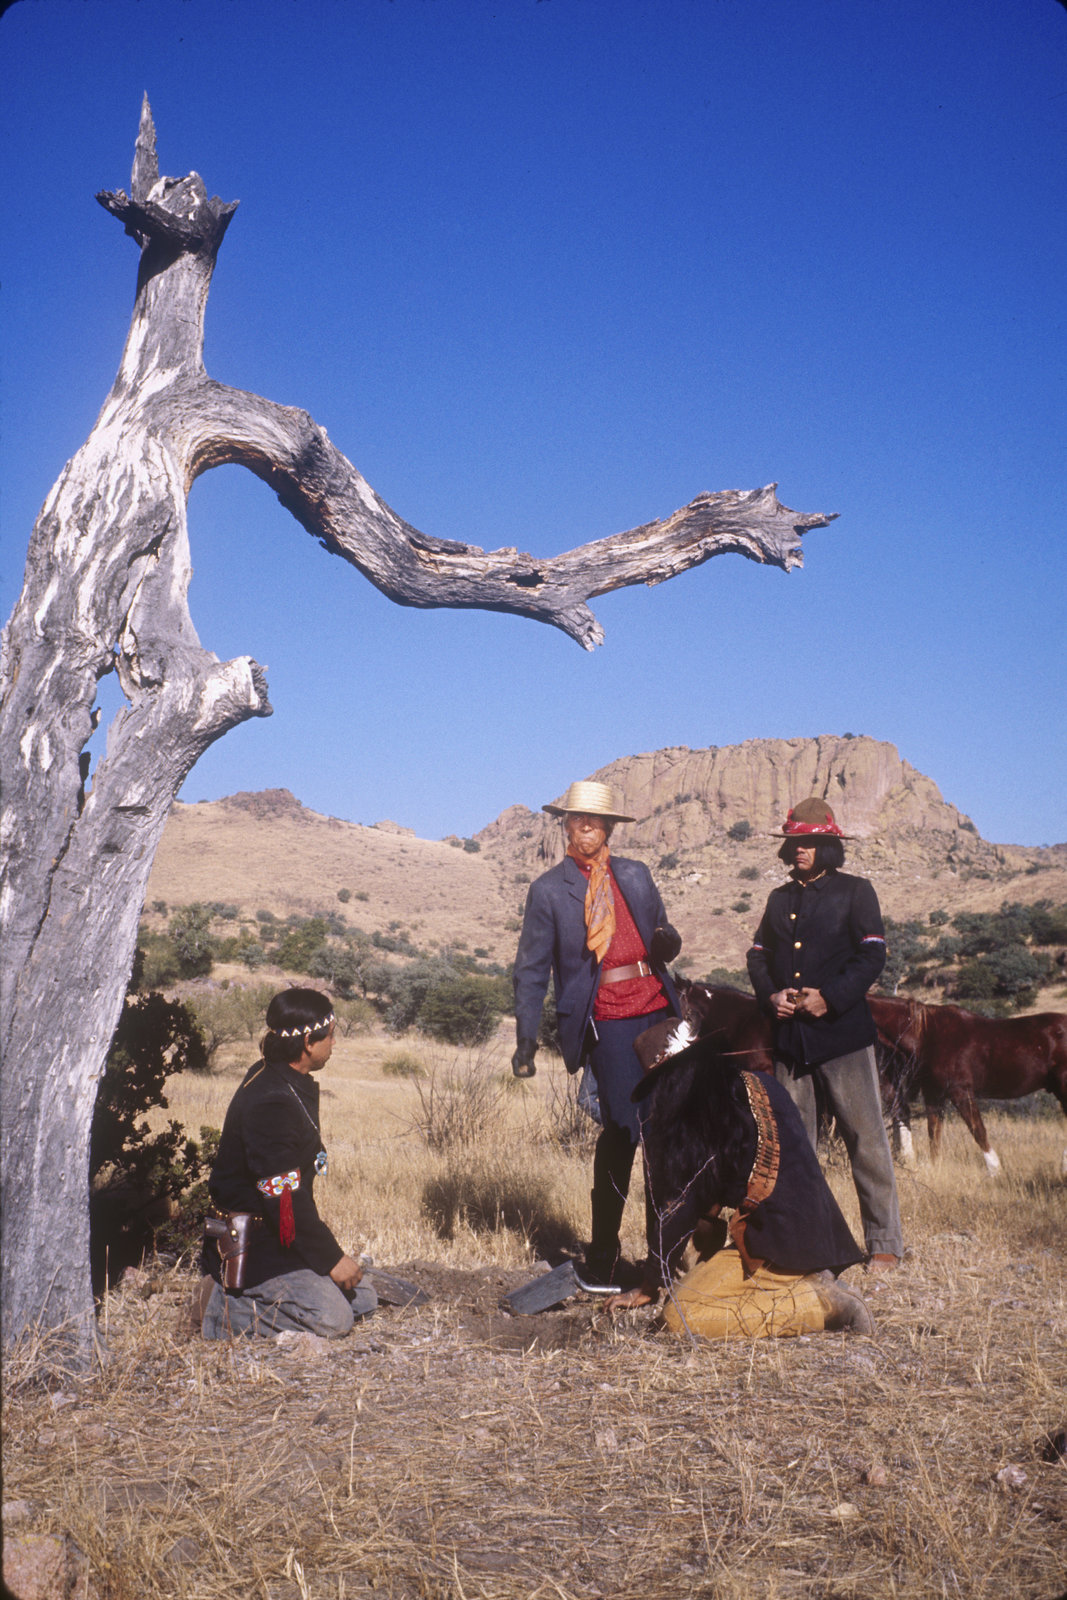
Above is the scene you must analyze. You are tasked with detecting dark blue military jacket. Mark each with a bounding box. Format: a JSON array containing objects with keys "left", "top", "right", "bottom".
[{"left": 746, "top": 869, "right": 886, "bottom": 1067}]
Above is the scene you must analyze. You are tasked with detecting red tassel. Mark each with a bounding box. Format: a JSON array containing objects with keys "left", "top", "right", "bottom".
[{"left": 279, "top": 1186, "right": 296, "bottom": 1248}]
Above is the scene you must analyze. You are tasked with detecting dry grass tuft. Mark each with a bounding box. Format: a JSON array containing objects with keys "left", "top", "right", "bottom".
[{"left": 5, "top": 1033, "right": 1066, "bottom": 1599}]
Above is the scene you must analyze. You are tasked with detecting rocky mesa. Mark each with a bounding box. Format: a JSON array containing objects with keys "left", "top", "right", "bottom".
[{"left": 147, "top": 736, "right": 1065, "bottom": 977}]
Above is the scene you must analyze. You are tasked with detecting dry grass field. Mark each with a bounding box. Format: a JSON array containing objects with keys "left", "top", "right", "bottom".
[{"left": 4, "top": 1024, "right": 1067, "bottom": 1600}]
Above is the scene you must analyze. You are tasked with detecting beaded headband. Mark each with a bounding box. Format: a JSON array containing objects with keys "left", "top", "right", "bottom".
[{"left": 270, "top": 1014, "right": 335, "bottom": 1039}]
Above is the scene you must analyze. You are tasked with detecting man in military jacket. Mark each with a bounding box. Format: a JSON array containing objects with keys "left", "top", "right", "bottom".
[{"left": 747, "top": 798, "right": 903, "bottom": 1271}]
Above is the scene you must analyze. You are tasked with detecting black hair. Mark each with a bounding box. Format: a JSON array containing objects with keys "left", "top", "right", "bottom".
[
  {"left": 777, "top": 836, "right": 845, "bottom": 872},
  {"left": 261, "top": 987, "right": 334, "bottom": 1065}
]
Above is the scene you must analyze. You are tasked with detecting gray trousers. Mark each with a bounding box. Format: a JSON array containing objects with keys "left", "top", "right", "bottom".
[
  {"left": 774, "top": 1046, "right": 903, "bottom": 1259},
  {"left": 202, "top": 1268, "right": 377, "bottom": 1341}
]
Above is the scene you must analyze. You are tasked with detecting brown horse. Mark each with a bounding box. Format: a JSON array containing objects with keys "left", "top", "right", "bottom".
[{"left": 868, "top": 994, "right": 1067, "bottom": 1173}]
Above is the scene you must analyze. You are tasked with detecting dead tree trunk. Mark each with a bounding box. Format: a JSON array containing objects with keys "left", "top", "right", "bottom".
[{"left": 0, "top": 98, "right": 835, "bottom": 1359}]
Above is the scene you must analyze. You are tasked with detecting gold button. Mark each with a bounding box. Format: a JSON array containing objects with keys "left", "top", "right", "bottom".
[
  {"left": 789, "top": 913, "right": 797, "bottom": 921},
  {"left": 794, "top": 941, "right": 802, "bottom": 949},
  {"left": 794, "top": 973, "right": 802, "bottom": 981}
]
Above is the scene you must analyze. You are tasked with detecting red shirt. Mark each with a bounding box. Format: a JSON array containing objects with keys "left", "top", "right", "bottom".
[{"left": 572, "top": 858, "right": 668, "bottom": 1020}]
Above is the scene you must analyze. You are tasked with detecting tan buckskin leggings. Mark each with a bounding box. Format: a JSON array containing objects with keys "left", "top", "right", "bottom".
[{"left": 661, "top": 1247, "right": 831, "bottom": 1339}]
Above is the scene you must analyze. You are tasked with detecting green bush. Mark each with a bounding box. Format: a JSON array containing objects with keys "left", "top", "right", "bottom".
[
  {"left": 738, "top": 866, "right": 760, "bottom": 881},
  {"left": 417, "top": 975, "right": 503, "bottom": 1047},
  {"left": 727, "top": 819, "right": 752, "bottom": 842},
  {"left": 657, "top": 851, "right": 679, "bottom": 872},
  {"left": 90, "top": 989, "right": 213, "bottom": 1286},
  {"left": 382, "top": 1049, "right": 425, "bottom": 1078},
  {"left": 168, "top": 903, "right": 216, "bottom": 977},
  {"left": 275, "top": 916, "right": 330, "bottom": 971},
  {"left": 337, "top": 887, "right": 352, "bottom": 903},
  {"left": 136, "top": 929, "right": 182, "bottom": 989}
]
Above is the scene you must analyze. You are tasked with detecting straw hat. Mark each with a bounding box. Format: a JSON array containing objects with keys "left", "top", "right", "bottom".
[
  {"left": 542, "top": 780, "right": 635, "bottom": 823},
  {"left": 776, "top": 797, "right": 856, "bottom": 839}
]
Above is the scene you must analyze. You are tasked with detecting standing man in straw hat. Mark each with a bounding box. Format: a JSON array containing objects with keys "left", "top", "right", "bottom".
[
  {"left": 512, "top": 780, "right": 682, "bottom": 1292},
  {"left": 746, "top": 798, "right": 903, "bottom": 1273}
]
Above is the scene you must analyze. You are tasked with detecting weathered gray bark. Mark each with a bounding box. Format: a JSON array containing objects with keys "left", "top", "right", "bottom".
[{"left": 0, "top": 98, "right": 835, "bottom": 1359}]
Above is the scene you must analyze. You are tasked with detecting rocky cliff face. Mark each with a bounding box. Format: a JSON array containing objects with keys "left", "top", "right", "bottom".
[{"left": 477, "top": 737, "right": 991, "bottom": 872}]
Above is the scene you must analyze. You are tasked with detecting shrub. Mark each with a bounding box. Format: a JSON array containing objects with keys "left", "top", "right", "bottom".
[
  {"left": 382, "top": 1049, "right": 425, "bottom": 1078},
  {"left": 537, "top": 994, "right": 561, "bottom": 1054},
  {"left": 727, "top": 819, "right": 752, "bottom": 842},
  {"left": 928, "top": 908, "right": 950, "bottom": 927},
  {"left": 1028, "top": 901, "right": 1067, "bottom": 946},
  {"left": 407, "top": 1051, "right": 505, "bottom": 1152},
  {"left": 136, "top": 930, "right": 182, "bottom": 989},
  {"left": 738, "top": 866, "right": 759, "bottom": 881},
  {"left": 334, "top": 995, "right": 376, "bottom": 1036},
  {"left": 699, "top": 966, "right": 752, "bottom": 991},
  {"left": 418, "top": 975, "right": 503, "bottom": 1047},
  {"left": 658, "top": 851, "right": 679, "bottom": 872},
  {"left": 308, "top": 942, "right": 365, "bottom": 998},
  {"left": 275, "top": 916, "right": 330, "bottom": 971},
  {"left": 337, "top": 887, "right": 352, "bottom": 903},
  {"left": 90, "top": 989, "right": 213, "bottom": 1286},
  {"left": 731, "top": 899, "right": 752, "bottom": 915},
  {"left": 187, "top": 985, "right": 274, "bottom": 1061},
  {"left": 542, "top": 1071, "right": 598, "bottom": 1156},
  {"left": 168, "top": 903, "right": 216, "bottom": 977}
]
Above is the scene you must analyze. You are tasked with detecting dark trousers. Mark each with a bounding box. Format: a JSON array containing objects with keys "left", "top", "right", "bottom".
[{"left": 587, "top": 1009, "right": 668, "bottom": 1264}]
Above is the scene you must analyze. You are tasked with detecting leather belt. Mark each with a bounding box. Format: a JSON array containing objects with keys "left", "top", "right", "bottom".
[{"left": 600, "top": 960, "right": 653, "bottom": 984}]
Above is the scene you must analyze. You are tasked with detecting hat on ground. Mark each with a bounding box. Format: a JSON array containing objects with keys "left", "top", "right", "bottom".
[
  {"left": 777, "top": 797, "right": 856, "bottom": 839},
  {"left": 543, "top": 780, "right": 635, "bottom": 823}
]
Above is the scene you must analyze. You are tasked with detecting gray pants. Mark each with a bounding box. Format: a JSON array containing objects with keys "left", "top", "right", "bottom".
[
  {"left": 775, "top": 1046, "right": 903, "bottom": 1259},
  {"left": 202, "top": 1268, "right": 377, "bottom": 1341}
]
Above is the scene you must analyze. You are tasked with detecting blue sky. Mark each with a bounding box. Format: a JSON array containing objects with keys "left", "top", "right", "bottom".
[{"left": 2, "top": 0, "right": 1065, "bottom": 845}]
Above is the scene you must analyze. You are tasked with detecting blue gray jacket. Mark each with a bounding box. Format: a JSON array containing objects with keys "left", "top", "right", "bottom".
[{"left": 513, "top": 854, "right": 681, "bottom": 1073}]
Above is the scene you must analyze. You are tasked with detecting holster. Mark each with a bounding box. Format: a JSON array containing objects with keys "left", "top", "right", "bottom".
[{"left": 204, "top": 1212, "right": 257, "bottom": 1291}]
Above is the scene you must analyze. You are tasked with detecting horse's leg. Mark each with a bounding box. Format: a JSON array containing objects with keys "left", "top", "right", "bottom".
[
  {"left": 925, "top": 1095, "right": 945, "bottom": 1162},
  {"left": 947, "top": 1082, "right": 1000, "bottom": 1173},
  {"left": 895, "top": 1111, "right": 916, "bottom": 1166}
]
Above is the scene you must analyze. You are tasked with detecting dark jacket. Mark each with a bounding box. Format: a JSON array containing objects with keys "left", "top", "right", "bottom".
[
  {"left": 640, "top": 1057, "right": 864, "bottom": 1284},
  {"left": 746, "top": 869, "right": 886, "bottom": 1067},
  {"left": 513, "top": 854, "right": 680, "bottom": 1073},
  {"left": 207, "top": 1058, "right": 344, "bottom": 1288}
]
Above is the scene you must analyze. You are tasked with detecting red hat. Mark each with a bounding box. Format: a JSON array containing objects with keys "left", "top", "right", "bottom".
[{"left": 777, "top": 797, "right": 854, "bottom": 839}]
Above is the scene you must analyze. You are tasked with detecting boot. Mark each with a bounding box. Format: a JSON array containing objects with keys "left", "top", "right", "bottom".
[{"left": 814, "top": 1274, "right": 875, "bottom": 1334}]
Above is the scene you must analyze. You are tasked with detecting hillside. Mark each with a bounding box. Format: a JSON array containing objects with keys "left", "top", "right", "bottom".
[{"left": 146, "top": 737, "right": 1067, "bottom": 976}]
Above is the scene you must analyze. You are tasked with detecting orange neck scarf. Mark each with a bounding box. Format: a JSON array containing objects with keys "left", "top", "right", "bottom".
[{"left": 569, "top": 843, "right": 615, "bottom": 963}]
